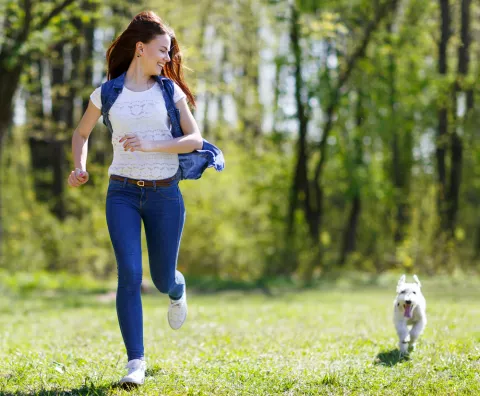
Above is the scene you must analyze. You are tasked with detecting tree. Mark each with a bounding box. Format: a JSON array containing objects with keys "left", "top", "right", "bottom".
[
  {"left": 286, "top": 0, "right": 399, "bottom": 281},
  {"left": 0, "top": 0, "right": 79, "bottom": 252}
]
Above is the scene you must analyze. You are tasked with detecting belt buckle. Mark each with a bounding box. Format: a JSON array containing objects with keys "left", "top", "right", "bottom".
[{"left": 136, "top": 180, "right": 145, "bottom": 187}]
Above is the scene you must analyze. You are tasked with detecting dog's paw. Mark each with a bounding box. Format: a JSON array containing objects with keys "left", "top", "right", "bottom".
[
  {"left": 399, "top": 344, "right": 409, "bottom": 355},
  {"left": 408, "top": 343, "right": 416, "bottom": 352}
]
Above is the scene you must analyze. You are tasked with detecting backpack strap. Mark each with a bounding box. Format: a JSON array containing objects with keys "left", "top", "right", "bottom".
[
  {"left": 100, "top": 73, "right": 125, "bottom": 127},
  {"left": 100, "top": 80, "right": 114, "bottom": 127},
  {"left": 155, "top": 76, "right": 184, "bottom": 138}
]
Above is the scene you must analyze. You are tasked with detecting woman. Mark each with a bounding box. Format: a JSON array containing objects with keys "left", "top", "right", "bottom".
[{"left": 68, "top": 11, "right": 207, "bottom": 387}]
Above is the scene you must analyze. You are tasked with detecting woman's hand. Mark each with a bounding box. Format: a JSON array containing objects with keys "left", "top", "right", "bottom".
[
  {"left": 120, "top": 133, "right": 152, "bottom": 152},
  {"left": 68, "top": 168, "right": 89, "bottom": 187}
]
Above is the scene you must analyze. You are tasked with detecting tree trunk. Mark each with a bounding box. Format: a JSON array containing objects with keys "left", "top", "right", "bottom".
[
  {"left": 47, "top": 43, "right": 69, "bottom": 220},
  {"left": 283, "top": 1, "right": 311, "bottom": 276},
  {"left": 51, "top": 140, "right": 68, "bottom": 220},
  {"left": 387, "top": 5, "right": 411, "bottom": 244},
  {"left": 446, "top": 132, "right": 462, "bottom": 235},
  {"left": 82, "top": 0, "right": 96, "bottom": 113},
  {"left": 0, "top": 67, "right": 23, "bottom": 256},
  {"left": 203, "top": 90, "right": 211, "bottom": 138},
  {"left": 0, "top": 69, "right": 23, "bottom": 148},
  {"left": 446, "top": 0, "right": 471, "bottom": 236},
  {"left": 436, "top": 0, "right": 451, "bottom": 231},
  {"left": 339, "top": 93, "right": 365, "bottom": 266},
  {"left": 339, "top": 195, "right": 361, "bottom": 266}
]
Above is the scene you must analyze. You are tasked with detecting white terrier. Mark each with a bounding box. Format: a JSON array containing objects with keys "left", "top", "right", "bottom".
[{"left": 393, "top": 274, "right": 427, "bottom": 354}]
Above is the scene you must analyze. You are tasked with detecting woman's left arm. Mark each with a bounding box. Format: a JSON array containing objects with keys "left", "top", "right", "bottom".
[{"left": 120, "top": 98, "right": 203, "bottom": 153}]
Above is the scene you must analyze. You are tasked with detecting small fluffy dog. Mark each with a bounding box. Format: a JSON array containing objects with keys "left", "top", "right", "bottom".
[{"left": 393, "top": 274, "right": 427, "bottom": 354}]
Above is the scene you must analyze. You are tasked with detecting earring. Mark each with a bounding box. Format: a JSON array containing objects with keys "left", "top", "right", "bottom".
[{"left": 137, "top": 54, "right": 140, "bottom": 58}]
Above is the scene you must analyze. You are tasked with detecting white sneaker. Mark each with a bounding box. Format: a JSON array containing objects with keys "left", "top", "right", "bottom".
[
  {"left": 119, "top": 359, "right": 146, "bottom": 386},
  {"left": 168, "top": 290, "right": 187, "bottom": 330}
]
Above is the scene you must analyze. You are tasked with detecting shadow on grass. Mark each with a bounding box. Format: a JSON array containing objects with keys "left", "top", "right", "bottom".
[
  {"left": 0, "top": 381, "right": 142, "bottom": 395},
  {"left": 374, "top": 349, "right": 410, "bottom": 366},
  {"left": 0, "top": 365, "right": 167, "bottom": 395}
]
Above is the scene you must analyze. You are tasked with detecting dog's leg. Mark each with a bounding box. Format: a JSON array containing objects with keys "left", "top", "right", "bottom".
[
  {"left": 395, "top": 321, "right": 410, "bottom": 354},
  {"left": 409, "top": 319, "right": 426, "bottom": 352}
]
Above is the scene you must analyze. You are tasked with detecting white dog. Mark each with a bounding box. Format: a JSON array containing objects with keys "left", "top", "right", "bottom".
[{"left": 393, "top": 274, "right": 427, "bottom": 354}]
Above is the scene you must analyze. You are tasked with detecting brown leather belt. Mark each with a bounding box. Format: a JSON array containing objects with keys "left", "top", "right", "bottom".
[{"left": 110, "top": 174, "right": 176, "bottom": 187}]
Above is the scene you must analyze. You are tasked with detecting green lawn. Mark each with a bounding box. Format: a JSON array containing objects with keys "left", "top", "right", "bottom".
[{"left": 0, "top": 278, "right": 479, "bottom": 395}]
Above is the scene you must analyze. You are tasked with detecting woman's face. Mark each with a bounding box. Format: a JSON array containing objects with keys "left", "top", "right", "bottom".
[{"left": 137, "top": 34, "right": 172, "bottom": 76}]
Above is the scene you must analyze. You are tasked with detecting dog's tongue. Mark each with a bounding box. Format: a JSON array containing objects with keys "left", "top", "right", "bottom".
[{"left": 404, "top": 305, "right": 412, "bottom": 318}]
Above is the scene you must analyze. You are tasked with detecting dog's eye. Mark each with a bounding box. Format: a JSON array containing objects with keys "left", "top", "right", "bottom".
[
  {"left": 400, "top": 290, "right": 405, "bottom": 294},
  {"left": 413, "top": 291, "right": 416, "bottom": 294}
]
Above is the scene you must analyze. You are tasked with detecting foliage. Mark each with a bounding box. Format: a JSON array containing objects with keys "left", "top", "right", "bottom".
[{"left": 1, "top": 0, "right": 480, "bottom": 283}]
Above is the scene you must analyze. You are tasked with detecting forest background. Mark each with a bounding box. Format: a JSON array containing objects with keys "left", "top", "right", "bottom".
[{"left": 1, "top": 0, "right": 479, "bottom": 291}]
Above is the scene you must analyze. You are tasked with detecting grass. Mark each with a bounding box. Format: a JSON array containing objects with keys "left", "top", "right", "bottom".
[{"left": 0, "top": 277, "right": 479, "bottom": 395}]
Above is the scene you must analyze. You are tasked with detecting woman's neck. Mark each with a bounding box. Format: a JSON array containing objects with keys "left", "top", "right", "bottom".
[{"left": 125, "top": 63, "right": 155, "bottom": 91}]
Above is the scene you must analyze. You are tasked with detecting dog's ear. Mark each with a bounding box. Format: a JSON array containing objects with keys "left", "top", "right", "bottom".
[
  {"left": 413, "top": 274, "right": 422, "bottom": 288},
  {"left": 396, "top": 274, "right": 406, "bottom": 292}
]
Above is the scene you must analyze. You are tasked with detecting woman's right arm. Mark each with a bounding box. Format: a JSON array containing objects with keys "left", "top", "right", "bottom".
[{"left": 68, "top": 99, "right": 101, "bottom": 187}]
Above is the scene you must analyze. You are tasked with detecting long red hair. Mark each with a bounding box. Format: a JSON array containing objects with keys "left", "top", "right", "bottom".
[{"left": 106, "top": 11, "right": 195, "bottom": 107}]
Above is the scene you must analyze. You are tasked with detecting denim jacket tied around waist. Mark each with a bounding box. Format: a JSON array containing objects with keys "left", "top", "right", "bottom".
[{"left": 100, "top": 72, "right": 225, "bottom": 180}]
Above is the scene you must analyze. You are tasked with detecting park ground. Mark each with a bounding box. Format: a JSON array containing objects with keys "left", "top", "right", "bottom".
[{"left": 0, "top": 274, "right": 479, "bottom": 395}]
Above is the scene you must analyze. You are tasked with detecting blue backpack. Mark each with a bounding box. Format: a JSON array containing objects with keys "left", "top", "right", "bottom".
[{"left": 100, "top": 72, "right": 224, "bottom": 180}]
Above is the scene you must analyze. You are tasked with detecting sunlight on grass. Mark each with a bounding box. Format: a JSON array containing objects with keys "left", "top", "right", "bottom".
[{"left": 0, "top": 280, "right": 479, "bottom": 395}]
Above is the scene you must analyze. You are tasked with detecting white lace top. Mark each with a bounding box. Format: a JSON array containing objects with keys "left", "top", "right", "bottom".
[{"left": 90, "top": 81, "right": 186, "bottom": 180}]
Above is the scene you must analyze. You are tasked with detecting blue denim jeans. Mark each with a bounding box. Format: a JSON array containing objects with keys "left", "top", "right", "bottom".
[{"left": 105, "top": 172, "right": 186, "bottom": 361}]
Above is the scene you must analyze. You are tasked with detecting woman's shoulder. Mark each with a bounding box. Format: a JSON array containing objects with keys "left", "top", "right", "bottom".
[
  {"left": 172, "top": 81, "right": 186, "bottom": 102},
  {"left": 89, "top": 86, "right": 102, "bottom": 109},
  {"left": 155, "top": 76, "right": 186, "bottom": 102},
  {"left": 90, "top": 78, "right": 118, "bottom": 102}
]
